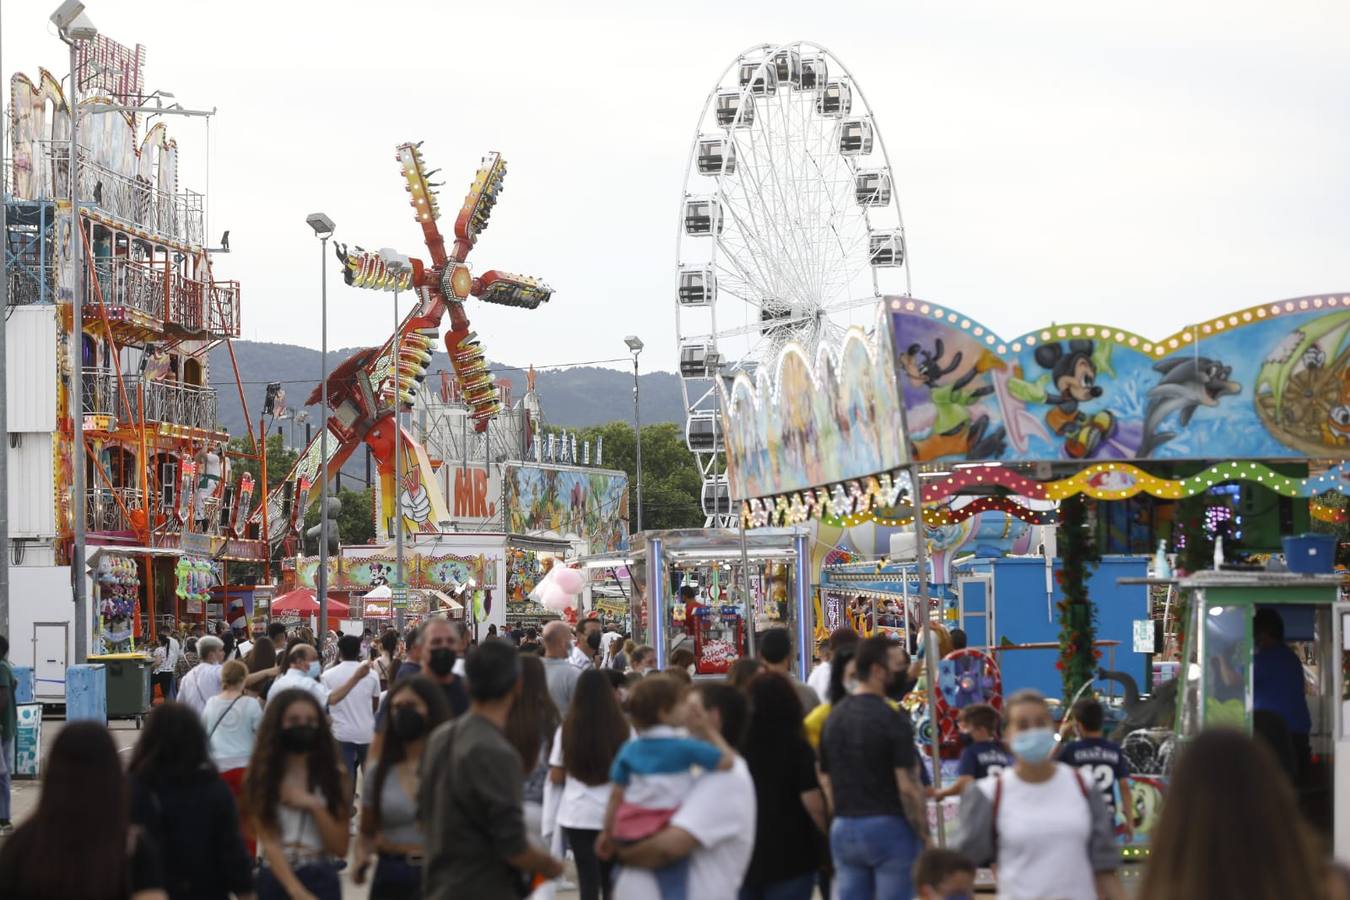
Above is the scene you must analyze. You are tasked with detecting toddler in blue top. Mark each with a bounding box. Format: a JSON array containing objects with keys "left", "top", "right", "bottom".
[{"left": 600, "top": 675, "right": 734, "bottom": 900}]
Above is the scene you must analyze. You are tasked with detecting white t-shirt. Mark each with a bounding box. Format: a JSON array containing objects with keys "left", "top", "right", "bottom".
[
  {"left": 178, "top": 662, "right": 223, "bottom": 713},
  {"left": 612, "top": 757, "right": 756, "bottom": 900},
  {"left": 202, "top": 692, "right": 263, "bottom": 770},
  {"left": 321, "top": 660, "right": 381, "bottom": 744},
  {"left": 569, "top": 643, "right": 593, "bottom": 670},
  {"left": 267, "top": 667, "right": 332, "bottom": 708},
  {"left": 976, "top": 764, "right": 1096, "bottom": 900},
  {"left": 806, "top": 661, "right": 831, "bottom": 701},
  {"left": 547, "top": 724, "right": 615, "bottom": 830}
]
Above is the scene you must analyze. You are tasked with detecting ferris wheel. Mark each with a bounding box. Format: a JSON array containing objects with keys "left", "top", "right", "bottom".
[{"left": 676, "top": 41, "right": 911, "bottom": 526}]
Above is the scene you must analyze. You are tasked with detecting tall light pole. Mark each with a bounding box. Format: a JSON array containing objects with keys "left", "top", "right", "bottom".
[
  {"left": 380, "top": 249, "right": 410, "bottom": 629},
  {"left": 0, "top": 16, "right": 12, "bottom": 635},
  {"left": 306, "top": 213, "right": 334, "bottom": 638},
  {"left": 53, "top": 1, "right": 99, "bottom": 661},
  {"left": 624, "top": 336, "right": 644, "bottom": 534}
]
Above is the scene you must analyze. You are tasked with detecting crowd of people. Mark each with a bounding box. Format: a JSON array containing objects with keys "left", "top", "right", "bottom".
[{"left": 0, "top": 615, "right": 1346, "bottom": 899}]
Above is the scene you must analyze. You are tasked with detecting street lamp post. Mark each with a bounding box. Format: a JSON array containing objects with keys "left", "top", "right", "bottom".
[
  {"left": 306, "top": 213, "right": 334, "bottom": 638},
  {"left": 380, "top": 249, "right": 410, "bottom": 629},
  {"left": 52, "top": 0, "right": 99, "bottom": 661},
  {"left": 624, "top": 336, "right": 644, "bottom": 534}
]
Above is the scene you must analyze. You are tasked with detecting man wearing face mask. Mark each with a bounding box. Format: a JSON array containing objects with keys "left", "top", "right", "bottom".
[
  {"left": 266, "top": 643, "right": 373, "bottom": 710},
  {"left": 421, "top": 618, "right": 470, "bottom": 717},
  {"left": 818, "top": 636, "right": 929, "bottom": 900},
  {"left": 379, "top": 617, "right": 470, "bottom": 722}
]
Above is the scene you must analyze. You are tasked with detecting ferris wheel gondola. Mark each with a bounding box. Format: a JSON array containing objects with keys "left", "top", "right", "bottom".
[{"left": 675, "top": 42, "right": 911, "bottom": 524}]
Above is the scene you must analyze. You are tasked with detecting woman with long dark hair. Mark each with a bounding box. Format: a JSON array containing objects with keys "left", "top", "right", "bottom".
[
  {"left": 1140, "top": 728, "right": 1328, "bottom": 900},
  {"left": 548, "top": 668, "right": 631, "bottom": 900},
  {"left": 374, "top": 629, "right": 400, "bottom": 690},
  {"left": 151, "top": 634, "right": 176, "bottom": 702},
  {"left": 128, "top": 703, "right": 253, "bottom": 899},
  {"left": 243, "top": 689, "right": 350, "bottom": 900},
  {"left": 0, "top": 721, "right": 167, "bottom": 899},
  {"left": 245, "top": 636, "right": 279, "bottom": 699},
  {"left": 739, "top": 672, "right": 827, "bottom": 900},
  {"left": 505, "top": 655, "right": 562, "bottom": 841},
  {"left": 353, "top": 676, "right": 450, "bottom": 900}
]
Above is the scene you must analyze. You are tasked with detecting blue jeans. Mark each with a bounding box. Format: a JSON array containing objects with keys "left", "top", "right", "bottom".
[
  {"left": 338, "top": 741, "right": 369, "bottom": 797},
  {"left": 0, "top": 737, "right": 13, "bottom": 822},
  {"left": 737, "top": 872, "right": 816, "bottom": 900},
  {"left": 829, "top": 815, "right": 919, "bottom": 900}
]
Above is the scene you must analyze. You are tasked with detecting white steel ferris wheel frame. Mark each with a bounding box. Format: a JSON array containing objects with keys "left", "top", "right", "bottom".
[{"left": 676, "top": 40, "right": 912, "bottom": 526}]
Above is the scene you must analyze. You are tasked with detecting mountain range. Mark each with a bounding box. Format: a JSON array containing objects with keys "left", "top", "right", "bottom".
[{"left": 207, "top": 340, "right": 689, "bottom": 447}]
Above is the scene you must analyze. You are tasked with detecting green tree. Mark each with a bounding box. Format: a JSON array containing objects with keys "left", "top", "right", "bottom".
[
  {"left": 226, "top": 433, "right": 299, "bottom": 493},
  {"left": 543, "top": 421, "right": 704, "bottom": 530}
]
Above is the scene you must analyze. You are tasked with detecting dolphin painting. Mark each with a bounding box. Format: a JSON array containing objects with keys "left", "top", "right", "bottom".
[{"left": 1138, "top": 357, "right": 1242, "bottom": 457}]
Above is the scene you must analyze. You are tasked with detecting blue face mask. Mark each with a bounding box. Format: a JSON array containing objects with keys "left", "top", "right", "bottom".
[
  {"left": 1010, "top": 727, "right": 1056, "bottom": 763},
  {"left": 307, "top": 660, "right": 322, "bottom": 679}
]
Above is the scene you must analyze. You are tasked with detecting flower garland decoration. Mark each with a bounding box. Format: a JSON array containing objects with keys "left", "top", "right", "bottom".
[{"left": 1055, "top": 495, "right": 1100, "bottom": 701}]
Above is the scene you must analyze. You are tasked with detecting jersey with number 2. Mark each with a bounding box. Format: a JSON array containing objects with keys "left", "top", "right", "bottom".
[
  {"left": 1059, "top": 737, "right": 1129, "bottom": 812},
  {"left": 957, "top": 740, "right": 1013, "bottom": 780}
]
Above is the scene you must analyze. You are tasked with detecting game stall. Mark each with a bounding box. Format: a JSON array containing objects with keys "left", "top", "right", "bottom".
[
  {"left": 1147, "top": 568, "right": 1348, "bottom": 856},
  {"left": 584, "top": 529, "right": 813, "bottom": 677}
]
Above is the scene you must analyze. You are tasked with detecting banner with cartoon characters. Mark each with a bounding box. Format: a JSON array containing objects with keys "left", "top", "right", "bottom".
[
  {"left": 722, "top": 309, "right": 906, "bottom": 502},
  {"left": 504, "top": 464, "right": 630, "bottom": 552},
  {"left": 891, "top": 295, "right": 1350, "bottom": 463},
  {"left": 295, "top": 551, "right": 498, "bottom": 591}
]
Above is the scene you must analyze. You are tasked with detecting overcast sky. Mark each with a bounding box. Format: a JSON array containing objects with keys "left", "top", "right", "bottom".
[{"left": 5, "top": 0, "right": 1348, "bottom": 374}]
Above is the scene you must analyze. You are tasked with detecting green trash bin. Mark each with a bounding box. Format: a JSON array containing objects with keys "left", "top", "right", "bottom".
[{"left": 87, "top": 653, "right": 154, "bottom": 726}]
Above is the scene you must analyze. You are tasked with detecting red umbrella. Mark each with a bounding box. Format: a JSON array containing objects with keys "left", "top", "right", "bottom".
[{"left": 271, "top": 588, "right": 349, "bottom": 617}]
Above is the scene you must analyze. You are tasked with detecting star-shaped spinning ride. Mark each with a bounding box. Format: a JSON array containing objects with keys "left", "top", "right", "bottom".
[{"left": 262, "top": 144, "right": 552, "bottom": 545}]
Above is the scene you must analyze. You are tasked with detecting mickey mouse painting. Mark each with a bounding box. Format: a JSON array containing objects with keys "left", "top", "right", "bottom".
[{"left": 1010, "top": 339, "right": 1117, "bottom": 459}]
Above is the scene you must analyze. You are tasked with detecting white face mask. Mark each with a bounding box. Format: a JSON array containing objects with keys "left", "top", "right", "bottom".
[{"left": 844, "top": 677, "right": 861, "bottom": 695}]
